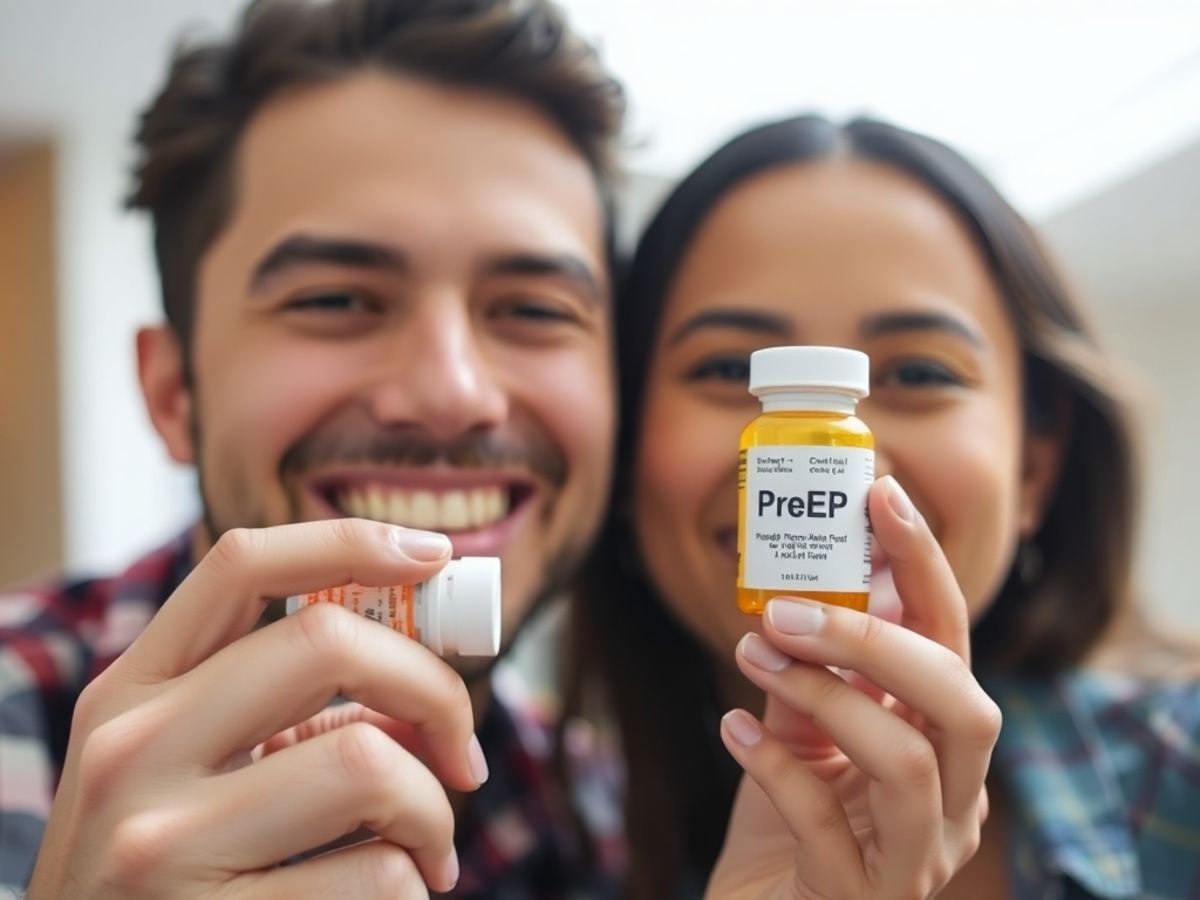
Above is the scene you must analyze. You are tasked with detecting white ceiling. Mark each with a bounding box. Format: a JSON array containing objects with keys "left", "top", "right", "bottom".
[
  {"left": 559, "top": 0, "right": 1200, "bottom": 219},
  {"left": 2, "top": 1, "right": 1196, "bottom": 589},
  {"left": 1042, "top": 135, "right": 1200, "bottom": 310},
  {"left": 2, "top": 0, "right": 1198, "bottom": 221}
]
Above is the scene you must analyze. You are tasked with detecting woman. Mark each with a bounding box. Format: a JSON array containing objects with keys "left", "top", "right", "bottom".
[{"left": 565, "top": 116, "right": 1199, "bottom": 899}]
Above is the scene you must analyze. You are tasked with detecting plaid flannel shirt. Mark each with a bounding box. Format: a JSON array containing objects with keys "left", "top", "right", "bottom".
[
  {"left": 0, "top": 533, "right": 619, "bottom": 898},
  {"left": 987, "top": 671, "right": 1200, "bottom": 899},
  {"left": 4, "top": 534, "right": 1198, "bottom": 898}
]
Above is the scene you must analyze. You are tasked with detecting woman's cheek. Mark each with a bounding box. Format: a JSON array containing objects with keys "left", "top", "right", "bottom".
[
  {"left": 916, "top": 424, "right": 1021, "bottom": 611},
  {"left": 638, "top": 396, "right": 733, "bottom": 522},
  {"left": 636, "top": 421, "right": 693, "bottom": 527}
]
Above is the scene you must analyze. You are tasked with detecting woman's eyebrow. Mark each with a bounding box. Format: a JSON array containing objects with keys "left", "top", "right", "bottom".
[
  {"left": 667, "top": 308, "right": 792, "bottom": 346},
  {"left": 860, "top": 311, "right": 984, "bottom": 346}
]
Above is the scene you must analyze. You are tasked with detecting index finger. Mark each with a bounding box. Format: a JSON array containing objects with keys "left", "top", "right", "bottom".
[
  {"left": 166, "top": 604, "right": 484, "bottom": 792},
  {"left": 869, "top": 476, "right": 971, "bottom": 662},
  {"left": 116, "top": 519, "right": 452, "bottom": 681}
]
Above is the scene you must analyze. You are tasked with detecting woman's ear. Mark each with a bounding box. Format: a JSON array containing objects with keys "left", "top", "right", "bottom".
[
  {"left": 1018, "top": 418, "right": 1069, "bottom": 538},
  {"left": 136, "top": 325, "right": 195, "bottom": 464}
]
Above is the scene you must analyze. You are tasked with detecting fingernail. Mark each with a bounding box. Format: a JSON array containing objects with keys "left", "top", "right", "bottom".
[
  {"left": 391, "top": 527, "right": 451, "bottom": 561},
  {"left": 722, "top": 709, "right": 763, "bottom": 747},
  {"left": 444, "top": 849, "right": 460, "bottom": 891},
  {"left": 468, "top": 733, "right": 489, "bottom": 785},
  {"left": 883, "top": 475, "right": 916, "bottom": 523},
  {"left": 739, "top": 633, "right": 792, "bottom": 673},
  {"left": 766, "top": 598, "right": 824, "bottom": 636}
]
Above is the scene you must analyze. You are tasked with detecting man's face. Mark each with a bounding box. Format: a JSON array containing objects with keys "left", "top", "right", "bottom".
[{"left": 173, "top": 73, "right": 614, "bottom": 673}]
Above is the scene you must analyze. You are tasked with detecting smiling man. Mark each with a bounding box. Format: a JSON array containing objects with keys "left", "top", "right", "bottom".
[
  {"left": 147, "top": 67, "right": 617, "bottom": 677},
  {"left": 0, "top": 1, "right": 624, "bottom": 896}
]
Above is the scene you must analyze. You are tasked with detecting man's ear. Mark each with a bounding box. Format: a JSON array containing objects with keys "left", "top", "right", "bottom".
[
  {"left": 136, "top": 325, "right": 194, "bottom": 464},
  {"left": 1018, "top": 420, "right": 1069, "bottom": 538}
]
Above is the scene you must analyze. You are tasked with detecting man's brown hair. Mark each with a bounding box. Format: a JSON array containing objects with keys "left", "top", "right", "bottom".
[{"left": 127, "top": 0, "right": 624, "bottom": 353}]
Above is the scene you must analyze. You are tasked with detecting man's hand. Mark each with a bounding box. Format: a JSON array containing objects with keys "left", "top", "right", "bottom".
[{"left": 27, "top": 519, "right": 485, "bottom": 899}]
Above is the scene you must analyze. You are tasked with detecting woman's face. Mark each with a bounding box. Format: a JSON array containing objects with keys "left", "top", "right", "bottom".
[{"left": 632, "top": 159, "right": 1061, "bottom": 665}]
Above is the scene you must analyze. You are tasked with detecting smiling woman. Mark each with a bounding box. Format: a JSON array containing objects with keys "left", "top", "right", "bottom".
[{"left": 564, "top": 115, "right": 1200, "bottom": 900}]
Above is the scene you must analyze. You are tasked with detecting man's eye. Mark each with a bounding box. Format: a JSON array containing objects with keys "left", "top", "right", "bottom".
[
  {"left": 686, "top": 356, "right": 751, "bottom": 383},
  {"left": 285, "top": 292, "right": 371, "bottom": 313},
  {"left": 878, "top": 360, "right": 962, "bottom": 388},
  {"left": 496, "top": 300, "right": 576, "bottom": 323}
]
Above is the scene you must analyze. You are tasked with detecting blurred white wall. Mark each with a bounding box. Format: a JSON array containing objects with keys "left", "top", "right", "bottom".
[
  {"left": 0, "top": 1, "right": 1197, "bottom": 630},
  {"left": 0, "top": 1, "right": 246, "bottom": 574},
  {"left": 1041, "top": 138, "right": 1200, "bottom": 628}
]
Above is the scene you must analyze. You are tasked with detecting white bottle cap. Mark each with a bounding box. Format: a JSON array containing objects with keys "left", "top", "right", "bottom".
[
  {"left": 442, "top": 557, "right": 501, "bottom": 656},
  {"left": 749, "top": 346, "right": 870, "bottom": 399}
]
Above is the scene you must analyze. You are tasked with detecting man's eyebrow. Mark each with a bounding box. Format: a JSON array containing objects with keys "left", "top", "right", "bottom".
[
  {"left": 860, "top": 311, "right": 984, "bottom": 346},
  {"left": 480, "top": 253, "right": 605, "bottom": 305},
  {"left": 667, "top": 308, "right": 792, "bottom": 346},
  {"left": 249, "top": 234, "right": 408, "bottom": 290}
]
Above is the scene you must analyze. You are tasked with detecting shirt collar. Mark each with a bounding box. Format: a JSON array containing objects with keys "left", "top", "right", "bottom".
[
  {"left": 87, "top": 530, "right": 193, "bottom": 676},
  {"left": 983, "top": 672, "right": 1141, "bottom": 899}
]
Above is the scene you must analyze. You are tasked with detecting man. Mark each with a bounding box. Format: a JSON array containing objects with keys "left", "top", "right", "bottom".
[{"left": 0, "top": 0, "right": 624, "bottom": 895}]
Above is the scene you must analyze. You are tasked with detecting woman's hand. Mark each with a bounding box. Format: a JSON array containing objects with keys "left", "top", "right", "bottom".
[{"left": 706, "top": 476, "right": 1001, "bottom": 900}]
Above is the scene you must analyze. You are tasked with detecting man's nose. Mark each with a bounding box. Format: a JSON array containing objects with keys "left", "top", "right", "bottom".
[{"left": 368, "top": 299, "right": 509, "bottom": 443}]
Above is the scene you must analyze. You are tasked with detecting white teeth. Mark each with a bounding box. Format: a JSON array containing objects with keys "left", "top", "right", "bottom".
[
  {"left": 486, "top": 488, "right": 505, "bottom": 522},
  {"left": 440, "top": 491, "right": 470, "bottom": 530},
  {"left": 346, "top": 490, "right": 367, "bottom": 518},
  {"left": 336, "top": 484, "right": 511, "bottom": 530},
  {"left": 366, "top": 486, "right": 388, "bottom": 523},
  {"left": 469, "top": 489, "right": 489, "bottom": 528},
  {"left": 409, "top": 491, "right": 439, "bottom": 530},
  {"left": 388, "top": 491, "right": 409, "bottom": 525}
]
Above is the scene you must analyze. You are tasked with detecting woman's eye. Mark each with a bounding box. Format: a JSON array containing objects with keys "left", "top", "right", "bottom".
[
  {"left": 878, "top": 359, "right": 962, "bottom": 388},
  {"left": 686, "top": 356, "right": 751, "bottom": 384}
]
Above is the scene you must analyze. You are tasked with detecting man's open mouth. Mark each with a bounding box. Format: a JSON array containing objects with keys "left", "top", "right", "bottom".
[{"left": 312, "top": 475, "right": 535, "bottom": 534}]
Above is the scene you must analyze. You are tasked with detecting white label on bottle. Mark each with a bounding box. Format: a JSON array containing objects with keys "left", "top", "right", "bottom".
[
  {"left": 286, "top": 583, "right": 424, "bottom": 638},
  {"left": 742, "top": 446, "right": 874, "bottom": 593}
]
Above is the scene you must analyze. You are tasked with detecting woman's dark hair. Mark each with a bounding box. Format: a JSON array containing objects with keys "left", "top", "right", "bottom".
[{"left": 563, "top": 115, "right": 1141, "bottom": 899}]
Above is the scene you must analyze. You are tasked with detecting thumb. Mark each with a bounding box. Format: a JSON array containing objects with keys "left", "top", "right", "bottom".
[{"left": 868, "top": 476, "right": 970, "bottom": 661}]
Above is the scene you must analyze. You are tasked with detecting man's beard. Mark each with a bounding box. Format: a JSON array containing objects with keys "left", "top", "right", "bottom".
[{"left": 190, "top": 406, "right": 584, "bottom": 686}]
